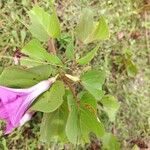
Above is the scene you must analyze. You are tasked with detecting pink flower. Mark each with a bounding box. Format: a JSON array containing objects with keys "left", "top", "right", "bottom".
[{"left": 0, "top": 77, "right": 56, "bottom": 134}]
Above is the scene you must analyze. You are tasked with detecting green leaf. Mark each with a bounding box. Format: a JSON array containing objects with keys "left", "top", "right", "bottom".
[
  {"left": 80, "top": 107, "right": 105, "bottom": 142},
  {"left": 47, "top": 10, "right": 61, "bottom": 38},
  {"left": 20, "top": 57, "right": 46, "bottom": 67},
  {"left": 131, "top": 145, "right": 140, "bottom": 150},
  {"left": 80, "top": 92, "right": 105, "bottom": 143},
  {"left": 22, "top": 39, "right": 62, "bottom": 65},
  {"left": 0, "top": 67, "right": 3, "bottom": 74},
  {"left": 85, "top": 16, "right": 110, "bottom": 43},
  {"left": 102, "top": 133, "right": 120, "bottom": 150},
  {"left": 0, "top": 65, "right": 52, "bottom": 88},
  {"left": 93, "top": 17, "right": 109, "bottom": 40},
  {"left": 20, "top": 29, "right": 26, "bottom": 44},
  {"left": 27, "top": 65, "right": 52, "bottom": 79},
  {"left": 80, "top": 91, "right": 97, "bottom": 110},
  {"left": 77, "top": 46, "right": 99, "bottom": 65},
  {"left": 65, "top": 38, "right": 74, "bottom": 60},
  {"left": 75, "top": 8, "right": 94, "bottom": 42},
  {"left": 81, "top": 70, "right": 106, "bottom": 100},
  {"left": 29, "top": 6, "right": 60, "bottom": 41},
  {"left": 65, "top": 93, "right": 81, "bottom": 144},
  {"left": 40, "top": 100, "right": 68, "bottom": 143},
  {"left": 81, "top": 70, "right": 106, "bottom": 88},
  {"left": 31, "top": 81, "right": 65, "bottom": 112},
  {"left": 66, "top": 92, "right": 105, "bottom": 144},
  {"left": 126, "top": 60, "right": 138, "bottom": 77},
  {"left": 101, "top": 95, "right": 120, "bottom": 122}
]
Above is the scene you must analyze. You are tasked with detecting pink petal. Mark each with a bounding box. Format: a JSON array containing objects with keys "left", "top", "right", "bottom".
[
  {"left": 3, "top": 94, "right": 29, "bottom": 126},
  {"left": 19, "top": 111, "right": 35, "bottom": 126},
  {"left": 4, "top": 119, "right": 14, "bottom": 134},
  {"left": 0, "top": 78, "right": 56, "bottom": 134},
  {"left": 0, "top": 103, "right": 8, "bottom": 119}
]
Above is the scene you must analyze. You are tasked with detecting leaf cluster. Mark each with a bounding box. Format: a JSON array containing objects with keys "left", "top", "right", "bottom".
[{"left": 0, "top": 5, "right": 120, "bottom": 149}]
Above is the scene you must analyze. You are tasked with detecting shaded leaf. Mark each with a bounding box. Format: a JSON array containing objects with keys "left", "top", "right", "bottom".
[
  {"left": 40, "top": 100, "right": 68, "bottom": 143},
  {"left": 77, "top": 46, "right": 99, "bottom": 65},
  {"left": 75, "top": 8, "right": 94, "bottom": 42},
  {"left": 85, "top": 16, "right": 109, "bottom": 43},
  {"left": 0, "top": 67, "right": 3, "bottom": 74},
  {"left": 65, "top": 38, "right": 74, "bottom": 60},
  {"left": 66, "top": 92, "right": 105, "bottom": 144},
  {"left": 80, "top": 106, "right": 105, "bottom": 143},
  {"left": 101, "top": 95, "right": 120, "bottom": 122},
  {"left": 22, "top": 39, "right": 62, "bottom": 65},
  {"left": 102, "top": 133, "right": 120, "bottom": 150},
  {"left": 31, "top": 81, "right": 65, "bottom": 112},
  {"left": 80, "top": 91, "right": 97, "bottom": 110},
  {"left": 29, "top": 6, "right": 60, "bottom": 41},
  {"left": 20, "top": 29, "right": 26, "bottom": 44},
  {"left": 47, "top": 10, "right": 61, "bottom": 38},
  {"left": 20, "top": 57, "right": 48, "bottom": 68},
  {"left": 126, "top": 60, "right": 138, "bottom": 77},
  {"left": 0, "top": 65, "right": 52, "bottom": 88},
  {"left": 81, "top": 70, "right": 106, "bottom": 100},
  {"left": 131, "top": 145, "right": 140, "bottom": 150},
  {"left": 65, "top": 93, "right": 81, "bottom": 144},
  {"left": 27, "top": 65, "right": 52, "bottom": 79},
  {"left": 93, "top": 17, "right": 109, "bottom": 40}
]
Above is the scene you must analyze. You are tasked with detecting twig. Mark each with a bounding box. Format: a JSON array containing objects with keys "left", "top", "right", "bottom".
[
  {"left": 144, "top": 11, "right": 150, "bottom": 51},
  {"left": 144, "top": 11, "right": 150, "bottom": 64},
  {"left": 47, "top": 38, "right": 57, "bottom": 54},
  {"left": 0, "top": 46, "right": 9, "bottom": 55},
  {"left": 32, "top": 0, "right": 38, "bottom": 4},
  {"left": 61, "top": 75, "right": 79, "bottom": 103},
  {"left": 61, "top": 75, "right": 76, "bottom": 97},
  {"left": 0, "top": 55, "right": 65, "bottom": 68}
]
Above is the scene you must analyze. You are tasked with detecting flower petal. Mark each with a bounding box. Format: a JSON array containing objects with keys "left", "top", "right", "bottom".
[
  {"left": 19, "top": 111, "right": 35, "bottom": 126},
  {"left": 0, "top": 78, "right": 56, "bottom": 134},
  {"left": 4, "top": 119, "right": 14, "bottom": 134},
  {"left": 0, "top": 104, "right": 8, "bottom": 119},
  {"left": 3, "top": 95, "right": 29, "bottom": 126}
]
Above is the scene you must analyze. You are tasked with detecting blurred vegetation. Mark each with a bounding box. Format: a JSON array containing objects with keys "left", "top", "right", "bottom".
[{"left": 0, "top": 0, "right": 150, "bottom": 149}]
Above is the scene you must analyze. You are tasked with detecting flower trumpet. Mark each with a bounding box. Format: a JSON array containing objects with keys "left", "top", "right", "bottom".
[{"left": 0, "top": 77, "right": 56, "bottom": 134}]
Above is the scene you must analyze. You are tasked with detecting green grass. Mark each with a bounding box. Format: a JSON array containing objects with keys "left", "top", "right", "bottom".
[{"left": 0, "top": 0, "right": 150, "bottom": 149}]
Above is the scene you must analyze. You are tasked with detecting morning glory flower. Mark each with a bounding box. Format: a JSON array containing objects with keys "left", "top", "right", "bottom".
[
  {"left": 0, "top": 77, "right": 56, "bottom": 134},
  {"left": 19, "top": 111, "right": 35, "bottom": 127}
]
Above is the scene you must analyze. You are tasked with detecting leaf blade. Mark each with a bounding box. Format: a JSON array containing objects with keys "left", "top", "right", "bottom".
[
  {"left": 65, "top": 93, "right": 81, "bottom": 144},
  {"left": 81, "top": 70, "right": 106, "bottom": 100},
  {"left": 31, "top": 81, "right": 65, "bottom": 113},
  {"left": 40, "top": 100, "right": 68, "bottom": 143},
  {"left": 101, "top": 95, "right": 120, "bottom": 122},
  {"left": 28, "top": 6, "right": 61, "bottom": 41},
  {"left": 102, "top": 133, "right": 120, "bottom": 150},
  {"left": 0, "top": 65, "right": 52, "bottom": 88},
  {"left": 85, "top": 16, "right": 110, "bottom": 43},
  {"left": 22, "top": 39, "right": 62, "bottom": 65},
  {"left": 65, "top": 38, "right": 75, "bottom": 60},
  {"left": 77, "top": 46, "right": 99, "bottom": 65},
  {"left": 80, "top": 107, "right": 105, "bottom": 142},
  {"left": 75, "top": 8, "right": 94, "bottom": 42}
]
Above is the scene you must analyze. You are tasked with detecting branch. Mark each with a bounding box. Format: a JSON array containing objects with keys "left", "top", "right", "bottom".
[
  {"left": 144, "top": 11, "right": 149, "bottom": 50},
  {"left": 32, "top": 0, "right": 38, "bottom": 4},
  {"left": 61, "top": 75, "right": 79, "bottom": 104},
  {"left": 144, "top": 11, "right": 150, "bottom": 64},
  {"left": 47, "top": 38, "right": 57, "bottom": 54}
]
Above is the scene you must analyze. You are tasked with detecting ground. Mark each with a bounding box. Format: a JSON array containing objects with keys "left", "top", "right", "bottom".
[{"left": 0, "top": 0, "right": 150, "bottom": 149}]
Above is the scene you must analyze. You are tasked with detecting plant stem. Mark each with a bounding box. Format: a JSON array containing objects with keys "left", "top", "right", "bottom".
[
  {"left": 0, "top": 55, "right": 66, "bottom": 68},
  {"left": 47, "top": 38, "right": 57, "bottom": 54},
  {"left": 32, "top": 0, "right": 38, "bottom": 4},
  {"left": 61, "top": 75, "right": 79, "bottom": 103}
]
